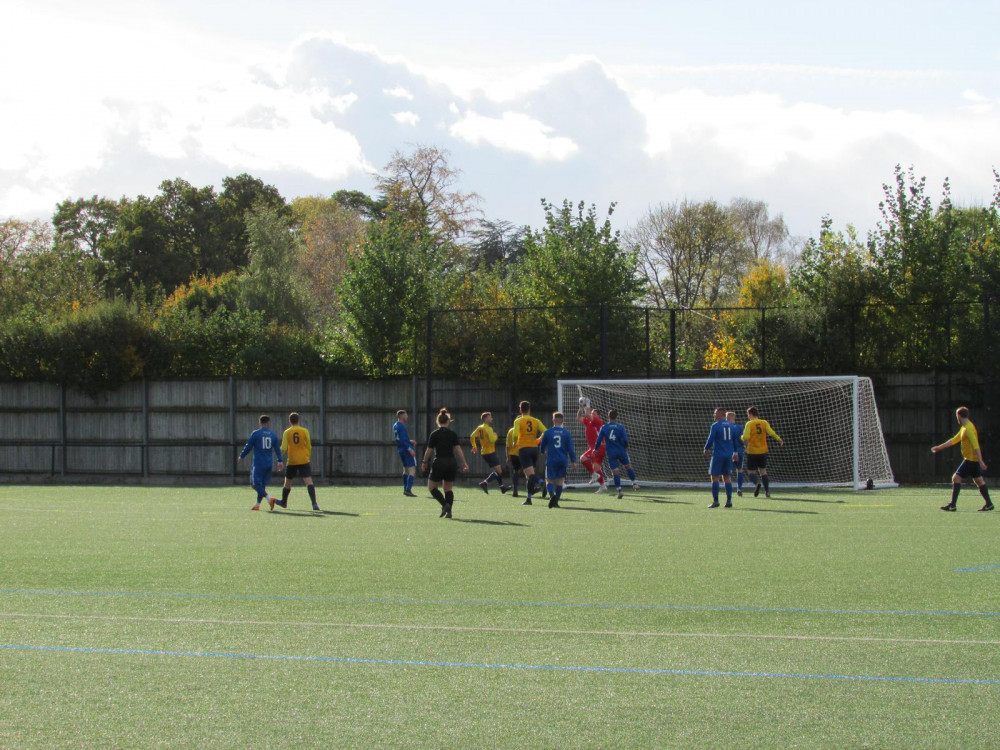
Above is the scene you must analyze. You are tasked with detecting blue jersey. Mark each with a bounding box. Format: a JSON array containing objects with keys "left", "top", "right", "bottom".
[
  {"left": 594, "top": 421, "right": 629, "bottom": 456},
  {"left": 392, "top": 420, "right": 413, "bottom": 452},
  {"left": 240, "top": 427, "right": 282, "bottom": 468},
  {"left": 731, "top": 423, "right": 745, "bottom": 458},
  {"left": 704, "top": 420, "right": 739, "bottom": 458},
  {"left": 539, "top": 425, "right": 577, "bottom": 465}
]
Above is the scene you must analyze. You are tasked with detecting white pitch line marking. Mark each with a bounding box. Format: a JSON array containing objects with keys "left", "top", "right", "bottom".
[{"left": 1, "top": 612, "right": 996, "bottom": 646}]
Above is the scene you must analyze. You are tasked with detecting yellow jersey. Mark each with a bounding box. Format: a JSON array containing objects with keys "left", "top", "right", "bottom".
[
  {"left": 742, "top": 418, "right": 780, "bottom": 455},
  {"left": 506, "top": 427, "right": 517, "bottom": 456},
  {"left": 470, "top": 423, "right": 499, "bottom": 455},
  {"left": 948, "top": 421, "right": 981, "bottom": 462},
  {"left": 512, "top": 415, "right": 546, "bottom": 449},
  {"left": 281, "top": 425, "right": 312, "bottom": 465}
]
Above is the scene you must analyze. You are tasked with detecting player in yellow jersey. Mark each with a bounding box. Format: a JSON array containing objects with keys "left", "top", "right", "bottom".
[
  {"left": 278, "top": 412, "right": 320, "bottom": 511},
  {"left": 741, "top": 406, "right": 783, "bottom": 498},
  {"left": 470, "top": 412, "right": 510, "bottom": 495},
  {"left": 505, "top": 426, "right": 524, "bottom": 497},
  {"left": 932, "top": 406, "right": 993, "bottom": 512},
  {"left": 512, "top": 400, "right": 547, "bottom": 505}
]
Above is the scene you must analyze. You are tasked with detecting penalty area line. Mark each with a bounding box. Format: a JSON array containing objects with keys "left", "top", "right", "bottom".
[{"left": 1, "top": 643, "right": 998, "bottom": 686}]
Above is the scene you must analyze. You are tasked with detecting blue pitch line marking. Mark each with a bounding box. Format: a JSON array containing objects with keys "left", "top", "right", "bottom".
[
  {"left": 2, "top": 588, "right": 1000, "bottom": 618},
  {"left": 955, "top": 564, "right": 1000, "bottom": 573},
  {"left": 2, "top": 643, "right": 998, "bottom": 685}
]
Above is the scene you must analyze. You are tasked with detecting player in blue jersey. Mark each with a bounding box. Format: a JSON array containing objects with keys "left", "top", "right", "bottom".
[
  {"left": 593, "top": 408, "right": 638, "bottom": 499},
  {"left": 393, "top": 409, "right": 418, "bottom": 497},
  {"left": 704, "top": 408, "right": 739, "bottom": 508},
  {"left": 726, "top": 411, "right": 746, "bottom": 497},
  {"left": 238, "top": 415, "right": 284, "bottom": 511},
  {"left": 538, "top": 412, "right": 578, "bottom": 509}
]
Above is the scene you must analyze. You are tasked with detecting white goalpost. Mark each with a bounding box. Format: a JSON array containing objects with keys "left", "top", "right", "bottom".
[{"left": 557, "top": 376, "right": 896, "bottom": 490}]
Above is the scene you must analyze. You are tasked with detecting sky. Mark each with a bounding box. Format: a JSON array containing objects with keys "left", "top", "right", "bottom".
[{"left": 3, "top": 0, "right": 999, "bottom": 239}]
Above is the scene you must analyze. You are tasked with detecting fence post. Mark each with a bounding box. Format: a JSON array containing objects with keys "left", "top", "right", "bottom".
[
  {"left": 425, "top": 311, "right": 434, "bottom": 439},
  {"left": 142, "top": 377, "right": 149, "bottom": 480},
  {"left": 669, "top": 309, "right": 676, "bottom": 378},
  {"left": 985, "top": 295, "right": 993, "bottom": 434},
  {"left": 229, "top": 375, "right": 236, "bottom": 483},
  {"left": 60, "top": 382, "right": 66, "bottom": 477},
  {"left": 645, "top": 308, "right": 651, "bottom": 379},
  {"left": 760, "top": 308, "right": 767, "bottom": 376},
  {"left": 319, "top": 374, "right": 326, "bottom": 481},
  {"left": 600, "top": 303, "right": 608, "bottom": 378},
  {"left": 512, "top": 307, "right": 519, "bottom": 403}
]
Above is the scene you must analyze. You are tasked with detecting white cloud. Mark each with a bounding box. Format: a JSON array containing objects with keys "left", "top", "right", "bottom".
[
  {"left": 383, "top": 86, "right": 415, "bottom": 100},
  {"left": 392, "top": 111, "right": 420, "bottom": 126},
  {"left": 451, "top": 111, "right": 578, "bottom": 161},
  {"left": 632, "top": 87, "right": 1000, "bottom": 180}
]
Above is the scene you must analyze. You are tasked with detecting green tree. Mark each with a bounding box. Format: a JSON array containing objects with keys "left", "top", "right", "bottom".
[
  {"left": 467, "top": 218, "right": 529, "bottom": 270},
  {"left": 102, "top": 179, "right": 222, "bottom": 301},
  {"left": 51, "top": 195, "right": 121, "bottom": 260},
  {"left": 336, "top": 215, "right": 435, "bottom": 376},
  {"left": 239, "top": 204, "right": 312, "bottom": 329},
  {"left": 513, "top": 200, "right": 645, "bottom": 376},
  {"left": 630, "top": 199, "right": 747, "bottom": 311},
  {"left": 375, "top": 145, "right": 481, "bottom": 259},
  {"left": 291, "top": 196, "right": 367, "bottom": 329},
  {"left": 333, "top": 189, "right": 387, "bottom": 221},
  {"left": 216, "top": 174, "right": 287, "bottom": 271}
]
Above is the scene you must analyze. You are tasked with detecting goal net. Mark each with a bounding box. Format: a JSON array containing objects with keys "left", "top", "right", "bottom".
[{"left": 558, "top": 377, "right": 896, "bottom": 489}]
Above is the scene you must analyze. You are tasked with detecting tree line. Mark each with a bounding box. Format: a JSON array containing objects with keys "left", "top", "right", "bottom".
[{"left": 1, "top": 146, "right": 998, "bottom": 392}]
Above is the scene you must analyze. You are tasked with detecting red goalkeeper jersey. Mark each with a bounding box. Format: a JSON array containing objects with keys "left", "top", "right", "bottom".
[{"left": 580, "top": 413, "right": 604, "bottom": 449}]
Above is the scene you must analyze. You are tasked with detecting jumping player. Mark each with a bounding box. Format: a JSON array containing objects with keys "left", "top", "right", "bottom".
[
  {"left": 932, "top": 406, "right": 993, "bottom": 512},
  {"left": 538, "top": 412, "right": 578, "bottom": 508},
  {"left": 577, "top": 399, "right": 607, "bottom": 493},
  {"left": 593, "top": 408, "right": 638, "bottom": 500}
]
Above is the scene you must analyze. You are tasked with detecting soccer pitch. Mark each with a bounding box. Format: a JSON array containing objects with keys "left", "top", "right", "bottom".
[{"left": 0, "top": 484, "right": 997, "bottom": 748}]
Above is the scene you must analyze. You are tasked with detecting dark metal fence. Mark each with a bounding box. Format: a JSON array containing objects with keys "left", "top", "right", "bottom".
[{"left": 425, "top": 297, "right": 999, "bottom": 479}]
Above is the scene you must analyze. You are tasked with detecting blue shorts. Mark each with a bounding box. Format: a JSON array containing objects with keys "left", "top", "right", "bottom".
[
  {"left": 607, "top": 451, "right": 631, "bottom": 469},
  {"left": 545, "top": 460, "right": 568, "bottom": 480},
  {"left": 250, "top": 465, "right": 273, "bottom": 489},
  {"left": 709, "top": 455, "right": 734, "bottom": 477},
  {"left": 481, "top": 451, "right": 501, "bottom": 468},
  {"left": 398, "top": 449, "right": 416, "bottom": 468}
]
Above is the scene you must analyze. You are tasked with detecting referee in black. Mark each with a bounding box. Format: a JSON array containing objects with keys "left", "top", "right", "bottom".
[{"left": 421, "top": 408, "right": 469, "bottom": 518}]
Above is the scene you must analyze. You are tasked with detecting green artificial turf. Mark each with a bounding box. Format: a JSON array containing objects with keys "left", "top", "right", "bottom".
[{"left": 0, "top": 483, "right": 997, "bottom": 748}]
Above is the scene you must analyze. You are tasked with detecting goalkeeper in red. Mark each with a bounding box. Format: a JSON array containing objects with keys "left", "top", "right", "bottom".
[
  {"left": 741, "top": 406, "right": 783, "bottom": 498},
  {"left": 932, "top": 406, "right": 993, "bottom": 512},
  {"left": 577, "top": 399, "right": 607, "bottom": 493}
]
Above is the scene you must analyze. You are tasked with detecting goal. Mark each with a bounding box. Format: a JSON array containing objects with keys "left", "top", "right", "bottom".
[{"left": 558, "top": 376, "right": 896, "bottom": 489}]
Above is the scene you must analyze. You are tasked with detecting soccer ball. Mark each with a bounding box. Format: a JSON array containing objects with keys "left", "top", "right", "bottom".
[{"left": 578, "top": 397, "right": 590, "bottom": 407}]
